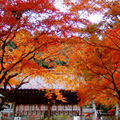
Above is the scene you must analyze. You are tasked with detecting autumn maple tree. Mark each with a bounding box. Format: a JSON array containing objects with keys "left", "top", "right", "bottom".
[
  {"left": 36, "top": 0, "right": 120, "bottom": 108},
  {"left": 61, "top": 0, "right": 120, "bottom": 108},
  {"left": 1, "top": 0, "right": 120, "bottom": 113},
  {"left": 71, "top": 25, "right": 120, "bottom": 106},
  {"left": 0, "top": 0, "right": 77, "bottom": 110}
]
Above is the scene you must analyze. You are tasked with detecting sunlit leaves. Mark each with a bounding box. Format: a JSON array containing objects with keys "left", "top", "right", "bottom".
[
  {"left": 68, "top": 24, "right": 120, "bottom": 106},
  {"left": 45, "top": 89, "right": 67, "bottom": 103}
]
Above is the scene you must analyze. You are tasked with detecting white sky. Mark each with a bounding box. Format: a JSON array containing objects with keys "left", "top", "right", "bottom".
[{"left": 55, "top": 0, "right": 103, "bottom": 23}]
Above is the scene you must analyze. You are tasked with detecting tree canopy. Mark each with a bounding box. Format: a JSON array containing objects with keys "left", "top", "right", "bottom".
[
  {"left": 1, "top": 0, "right": 120, "bottom": 110},
  {"left": 61, "top": 0, "right": 120, "bottom": 107},
  {"left": 0, "top": 0, "right": 75, "bottom": 110}
]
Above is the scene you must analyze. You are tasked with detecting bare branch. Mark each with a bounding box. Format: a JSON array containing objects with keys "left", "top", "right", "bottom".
[{"left": 15, "top": 76, "right": 29, "bottom": 89}]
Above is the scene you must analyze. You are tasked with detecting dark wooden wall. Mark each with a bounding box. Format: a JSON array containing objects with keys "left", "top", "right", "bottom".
[{"left": 0, "top": 89, "right": 80, "bottom": 105}]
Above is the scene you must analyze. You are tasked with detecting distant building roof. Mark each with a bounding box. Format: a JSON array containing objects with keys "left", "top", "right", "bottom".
[{"left": 0, "top": 88, "right": 80, "bottom": 105}]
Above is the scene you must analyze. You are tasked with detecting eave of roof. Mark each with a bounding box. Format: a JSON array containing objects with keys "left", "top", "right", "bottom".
[{"left": 0, "top": 88, "right": 80, "bottom": 105}]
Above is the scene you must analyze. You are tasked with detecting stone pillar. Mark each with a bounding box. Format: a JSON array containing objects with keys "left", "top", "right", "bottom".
[
  {"left": 0, "top": 112, "right": 1, "bottom": 120},
  {"left": 92, "top": 100, "right": 97, "bottom": 120},
  {"left": 8, "top": 103, "right": 12, "bottom": 118},
  {"left": 115, "top": 104, "right": 119, "bottom": 120}
]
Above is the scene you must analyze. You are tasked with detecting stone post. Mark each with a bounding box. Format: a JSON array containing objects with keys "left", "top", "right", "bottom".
[
  {"left": 115, "top": 104, "right": 119, "bottom": 120},
  {"left": 92, "top": 100, "right": 97, "bottom": 120},
  {"left": 0, "top": 112, "right": 1, "bottom": 120}
]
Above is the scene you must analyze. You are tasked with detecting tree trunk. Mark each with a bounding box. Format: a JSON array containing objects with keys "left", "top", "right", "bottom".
[{"left": 0, "top": 97, "right": 6, "bottom": 111}]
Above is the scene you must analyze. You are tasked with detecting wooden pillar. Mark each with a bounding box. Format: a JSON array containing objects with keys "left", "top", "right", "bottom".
[
  {"left": 80, "top": 107, "right": 83, "bottom": 120},
  {"left": 47, "top": 102, "right": 51, "bottom": 120},
  {"left": 12, "top": 102, "right": 16, "bottom": 120}
]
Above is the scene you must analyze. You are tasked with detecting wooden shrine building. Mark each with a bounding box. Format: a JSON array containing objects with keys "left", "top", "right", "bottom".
[
  {"left": 3, "top": 89, "right": 79, "bottom": 105},
  {"left": 0, "top": 89, "right": 95, "bottom": 120}
]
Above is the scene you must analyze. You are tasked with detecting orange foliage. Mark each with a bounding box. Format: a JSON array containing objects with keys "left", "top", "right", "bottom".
[
  {"left": 1, "top": 0, "right": 120, "bottom": 108},
  {"left": 0, "top": 0, "right": 68, "bottom": 90},
  {"left": 67, "top": 24, "right": 120, "bottom": 106},
  {"left": 45, "top": 89, "right": 67, "bottom": 103}
]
